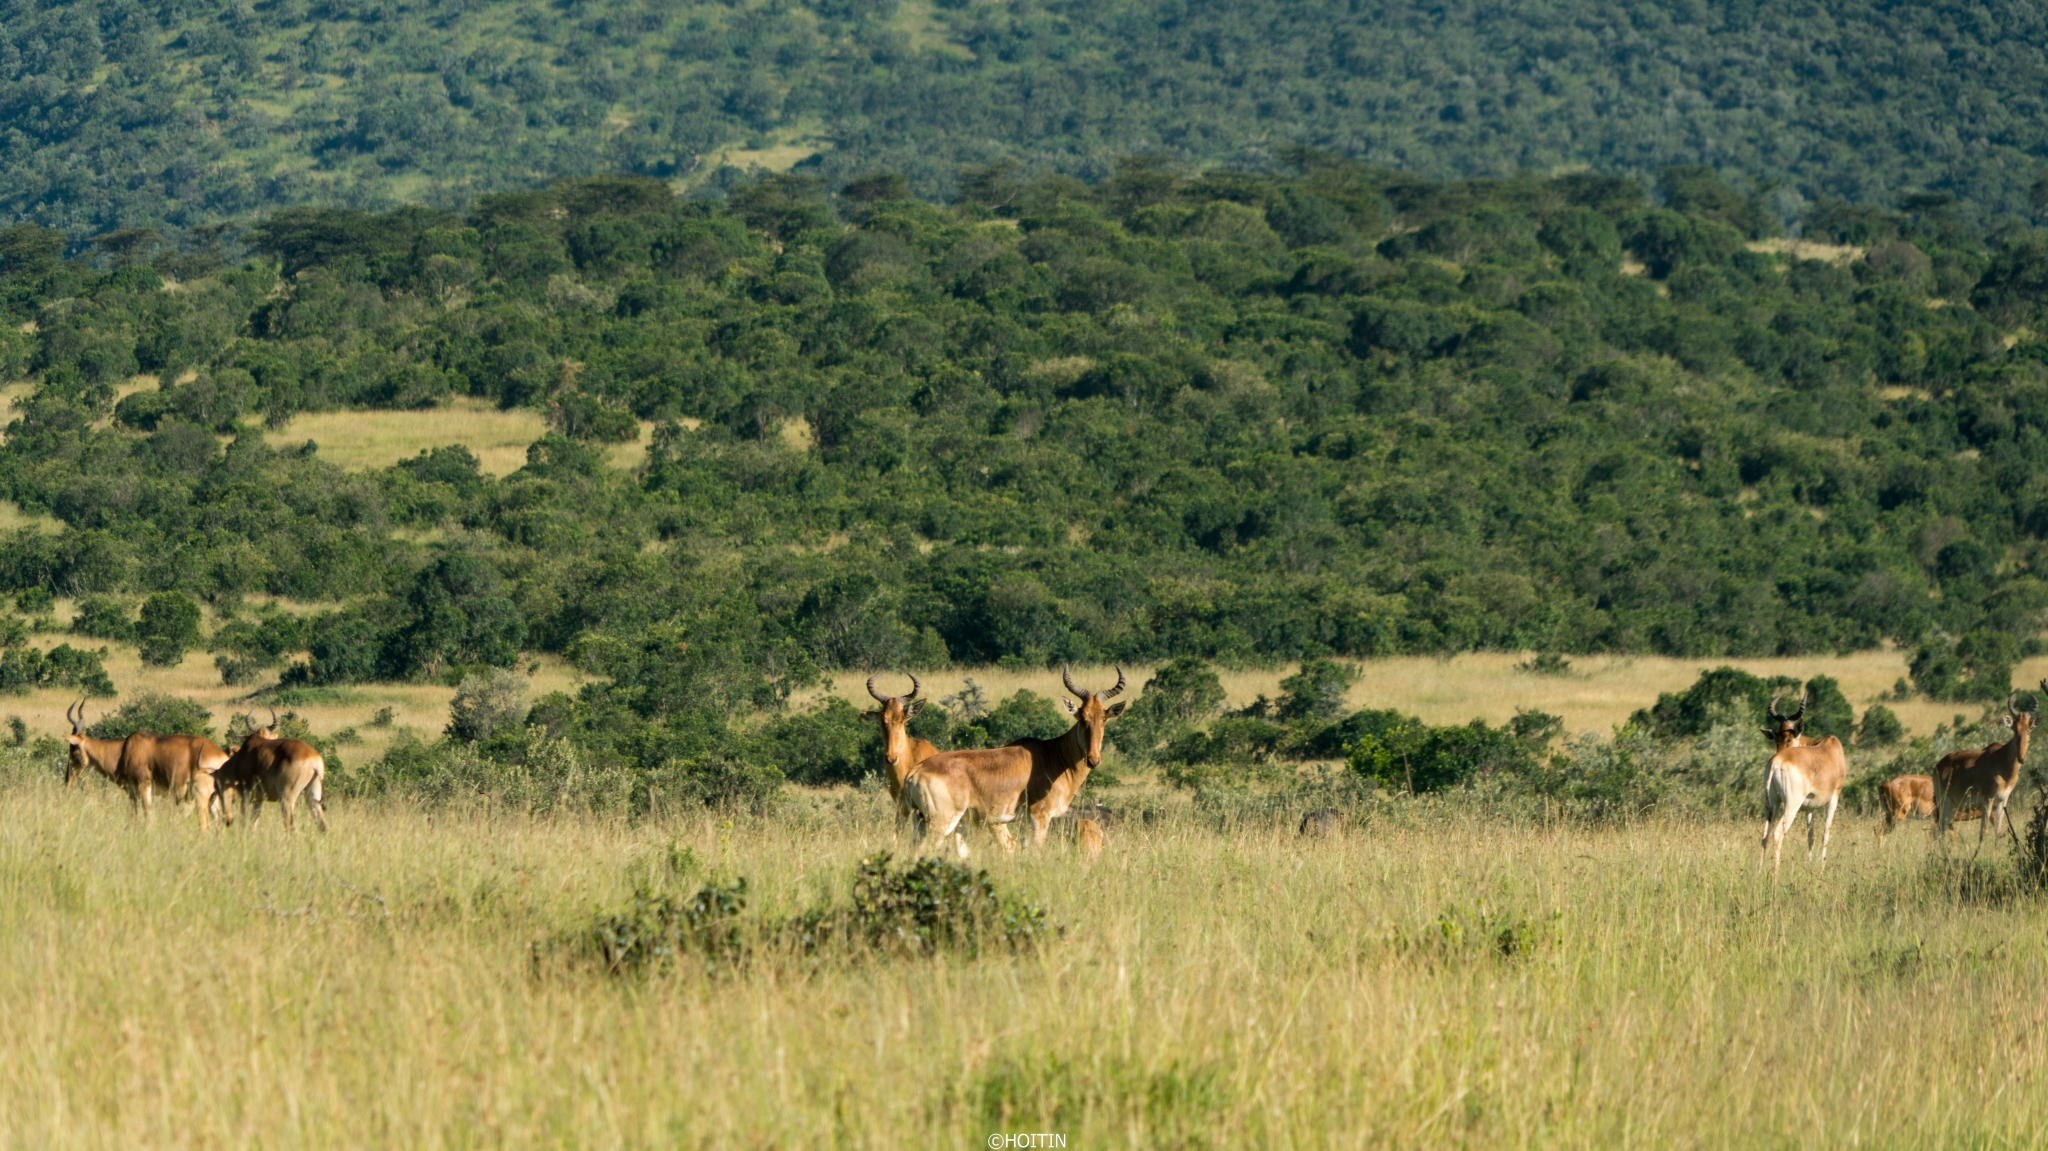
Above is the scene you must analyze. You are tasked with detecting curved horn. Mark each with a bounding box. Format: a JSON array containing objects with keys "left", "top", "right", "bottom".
[
  {"left": 68, "top": 697, "right": 83, "bottom": 734},
  {"left": 1768, "top": 690, "right": 1789, "bottom": 720},
  {"left": 1103, "top": 666, "right": 1126, "bottom": 699},
  {"left": 266, "top": 705, "right": 278, "bottom": 730},
  {"left": 1794, "top": 692, "right": 1808, "bottom": 720},
  {"left": 2036, "top": 679, "right": 2047, "bottom": 713},
  {"left": 905, "top": 672, "right": 920, "bottom": 701},
  {"left": 1063, "top": 665, "right": 1086, "bottom": 700},
  {"left": 866, "top": 674, "right": 888, "bottom": 704}
]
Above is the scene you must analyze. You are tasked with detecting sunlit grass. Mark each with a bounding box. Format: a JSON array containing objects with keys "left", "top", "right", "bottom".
[
  {"left": 2, "top": 776, "right": 2043, "bottom": 1147},
  {"left": 262, "top": 398, "right": 550, "bottom": 476}
]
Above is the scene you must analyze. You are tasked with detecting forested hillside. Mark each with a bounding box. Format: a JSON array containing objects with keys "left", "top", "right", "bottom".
[
  {"left": 8, "top": 0, "right": 2048, "bottom": 234},
  {"left": 7, "top": 162, "right": 2048, "bottom": 701}
]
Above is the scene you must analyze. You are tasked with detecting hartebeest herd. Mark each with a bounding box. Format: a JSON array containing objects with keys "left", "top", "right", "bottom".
[
  {"left": 54, "top": 664, "right": 2042, "bottom": 867},
  {"left": 1764, "top": 681, "right": 2043, "bottom": 875},
  {"left": 63, "top": 702, "right": 328, "bottom": 832},
  {"left": 866, "top": 667, "right": 1120, "bottom": 859}
]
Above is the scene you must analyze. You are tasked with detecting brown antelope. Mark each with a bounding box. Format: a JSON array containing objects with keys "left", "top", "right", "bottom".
[
  {"left": 1878, "top": 774, "right": 1983, "bottom": 835},
  {"left": 902, "top": 667, "right": 1125, "bottom": 857},
  {"left": 63, "top": 699, "right": 152, "bottom": 810},
  {"left": 1932, "top": 686, "right": 2038, "bottom": 848},
  {"left": 865, "top": 673, "right": 941, "bottom": 841},
  {"left": 213, "top": 709, "right": 328, "bottom": 832},
  {"left": 1760, "top": 690, "right": 1850, "bottom": 876}
]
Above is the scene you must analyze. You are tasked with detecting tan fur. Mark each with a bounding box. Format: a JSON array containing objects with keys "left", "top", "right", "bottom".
[
  {"left": 1879, "top": 773, "right": 1982, "bottom": 835},
  {"left": 903, "top": 668, "right": 1124, "bottom": 857},
  {"left": 1932, "top": 688, "right": 2037, "bottom": 848},
  {"left": 1759, "top": 693, "right": 1849, "bottom": 876},
  {"left": 865, "top": 674, "right": 943, "bottom": 844},
  {"left": 61, "top": 700, "right": 227, "bottom": 826},
  {"left": 215, "top": 728, "right": 328, "bottom": 833}
]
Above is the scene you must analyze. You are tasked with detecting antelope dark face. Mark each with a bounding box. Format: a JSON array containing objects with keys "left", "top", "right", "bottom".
[
  {"left": 865, "top": 673, "right": 923, "bottom": 758},
  {"left": 1060, "top": 666, "right": 1129, "bottom": 768},
  {"left": 62, "top": 698, "right": 88, "bottom": 785}
]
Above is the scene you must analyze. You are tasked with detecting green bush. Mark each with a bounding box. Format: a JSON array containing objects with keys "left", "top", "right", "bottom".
[
  {"left": 135, "top": 592, "right": 202, "bottom": 668},
  {"left": 1858, "top": 704, "right": 1905, "bottom": 747},
  {"left": 982, "top": 690, "right": 1069, "bottom": 746},
  {"left": 1114, "top": 657, "right": 1226, "bottom": 759},
  {"left": 68, "top": 597, "right": 132, "bottom": 643},
  {"left": 84, "top": 692, "right": 214, "bottom": 740}
]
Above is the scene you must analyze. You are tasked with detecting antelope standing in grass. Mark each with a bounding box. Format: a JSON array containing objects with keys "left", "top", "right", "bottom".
[
  {"left": 903, "top": 667, "right": 1124, "bottom": 858},
  {"left": 1932, "top": 686, "right": 2038, "bottom": 849},
  {"left": 63, "top": 699, "right": 149, "bottom": 810},
  {"left": 1760, "top": 690, "right": 1849, "bottom": 876},
  {"left": 866, "top": 673, "right": 941, "bottom": 842},
  {"left": 213, "top": 709, "right": 328, "bottom": 832},
  {"left": 61, "top": 700, "right": 229, "bottom": 826}
]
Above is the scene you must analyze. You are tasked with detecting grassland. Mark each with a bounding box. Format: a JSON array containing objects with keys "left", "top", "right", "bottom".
[
  {"left": 259, "top": 400, "right": 659, "bottom": 475},
  {"left": 2, "top": 770, "right": 2045, "bottom": 1147}
]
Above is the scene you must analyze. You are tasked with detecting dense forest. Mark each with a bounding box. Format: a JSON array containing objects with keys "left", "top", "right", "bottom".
[
  {"left": 4, "top": 158, "right": 2048, "bottom": 798},
  {"left": 7, "top": 0, "right": 2048, "bottom": 234}
]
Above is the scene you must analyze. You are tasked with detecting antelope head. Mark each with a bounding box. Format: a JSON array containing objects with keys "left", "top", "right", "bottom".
[
  {"left": 1060, "top": 665, "right": 1128, "bottom": 768},
  {"left": 241, "top": 706, "right": 280, "bottom": 749},
  {"left": 865, "top": 672, "right": 924, "bottom": 726},
  {"left": 1763, "top": 689, "right": 1806, "bottom": 748},
  {"left": 2010, "top": 684, "right": 2044, "bottom": 743},
  {"left": 860, "top": 667, "right": 925, "bottom": 757},
  {"left": 62, "top": 698, "right": 89, "bottom": 785}
]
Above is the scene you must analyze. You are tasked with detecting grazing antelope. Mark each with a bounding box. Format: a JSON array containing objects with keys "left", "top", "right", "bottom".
[
  {"left": 213, "top": 709, "right": 328, "bottom": 832},
  {"left": 903, "top": 667, "right": 1125, "bottom": 857},
  {"left": 865, "top": 673, "right": 941, "bottom": 842},
  {"left": 1932, "top": 686, "right": 2038, "bottom": 849},
  {"left": 1878, "top": 774, "right": 1983, "bottom": 835},
  {"left": 1760, "top": 690, "right": 1850, "bottom": 876}
]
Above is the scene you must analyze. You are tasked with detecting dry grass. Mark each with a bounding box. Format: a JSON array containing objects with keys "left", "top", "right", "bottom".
[
  {"left": 263, "top": 398, "right": 549, "bottom": 476},
  {"left": 5, "top": 627, "right": 588, "bottom": 765},
  {"left": 2, "top": 781, "right": 2044, "bottom": 1146},
  {"left": 0, "top": 499, "right": 62, "bottom": 535},
  {"left": 260, "top": 401, "right": 660, "bottom": 476},
  {"left": 1749, "top": 238, "right": 1868, "bottom": 264},
  {"left": 820, "top": 650, "right": 2047, "bottom": 742}
]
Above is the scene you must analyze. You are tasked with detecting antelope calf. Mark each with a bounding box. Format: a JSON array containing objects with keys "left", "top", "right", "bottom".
[
  {"left": 1878, "top": 775, "right": 1983, "bottom": 835},
  {"left": 903, "top": 667, "right": 1125, "bottom": 857},
  {"left": 1932, "top": 686, "right": 2038, "bottom": 848},
  {"left": 1760, "top": 691, "right": 1849, "bottom": 876},
  {"left": 214, "top": 709, "right": 328, "bottom": 832}
]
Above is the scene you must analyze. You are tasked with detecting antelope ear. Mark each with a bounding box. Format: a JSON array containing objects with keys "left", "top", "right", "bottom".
[
  {"left": 1104, "top": 701, "right": 1127, "bottom": 719},
  {"left": 1061, "top": 698, "right": 1078, "bottom": 715},
  {"left": 865, "top": 710, "right": 882, "bottom": 721},
  {"left": 2003, "top": 715, "right": 2015, "bottom": 728},
  {"left": 905, "top": 700, "right": 923, "bottom": 718}
]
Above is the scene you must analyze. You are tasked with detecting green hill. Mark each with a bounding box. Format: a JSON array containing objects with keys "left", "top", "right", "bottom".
[{"left": 8, "top": 0, "right": 2048, "bottom": 234}]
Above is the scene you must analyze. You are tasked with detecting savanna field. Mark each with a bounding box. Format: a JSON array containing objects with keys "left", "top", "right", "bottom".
[
  {"left": 11, "top": 16, "right": 2048, "bottom": 1142},
  {"left": 5, "top": 651, "right": 2048, "bottom": 1148}
]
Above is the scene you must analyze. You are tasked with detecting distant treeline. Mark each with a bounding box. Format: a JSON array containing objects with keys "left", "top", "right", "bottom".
[
  {"left": 6, "top": 0, "right": 2048, "bottom": 233},
  {"left": 4, "top": 161, "right": 2048, "bottom": 792}
]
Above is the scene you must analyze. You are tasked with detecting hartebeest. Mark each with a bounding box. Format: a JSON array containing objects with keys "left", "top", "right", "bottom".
[
  {"left": 63, "top": 700, "right": 232, "bottom": 827},
  {"left": 1878, "top": 774, "right": 1982, "bottom": 835},
  {"left": 866, "top": 673, "right": 941, "bottom": 841},
  {"left": 902, "top": 667, "right": 1125, "bottom": 857},
  {"left": 214, "top": 709, "right": 328, "bottom": 832},
  {"left": 1760, "top": 690, "right": 1850, "bottom": 876},
  {"left": 1932, "top": 685, "right": 2038, "bottom": 848},
  {"left": 63, "top": 699, "right": 150, "bottom": 809}
]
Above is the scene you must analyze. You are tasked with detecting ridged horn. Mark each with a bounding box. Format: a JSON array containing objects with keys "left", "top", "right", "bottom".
[
  {"left": 866, "top": 674, "right": 888, "bottom": 704},
  {"left": 1063, "top": 665, "right": 1085, "bottom": 700},
  {"left": 1104, "top": 666, "right": 1126, "bottom": 699},
  {"left": 68, "top": 697, "right": 84, "bottom": 734},
  {"left": 266, "top": 705, "right": 279, "bottom": 731},
  {"left": 1794, "top": 692, "right": 1808, "bottom": 720},
  {"left": 1768, "top": 690, "right": 1790, "bottom": 720},
  {"left": 905, "top": 672, "right": 920, "bottom": 701},
  {"left": 2008, "top": 691, "right": 2022, "bottom": 717}
]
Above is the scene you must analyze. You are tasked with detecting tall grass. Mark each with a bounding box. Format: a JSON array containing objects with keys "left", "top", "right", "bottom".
[{"left": 5, "top": 759, "right": 2047, "bottom": 1148}]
